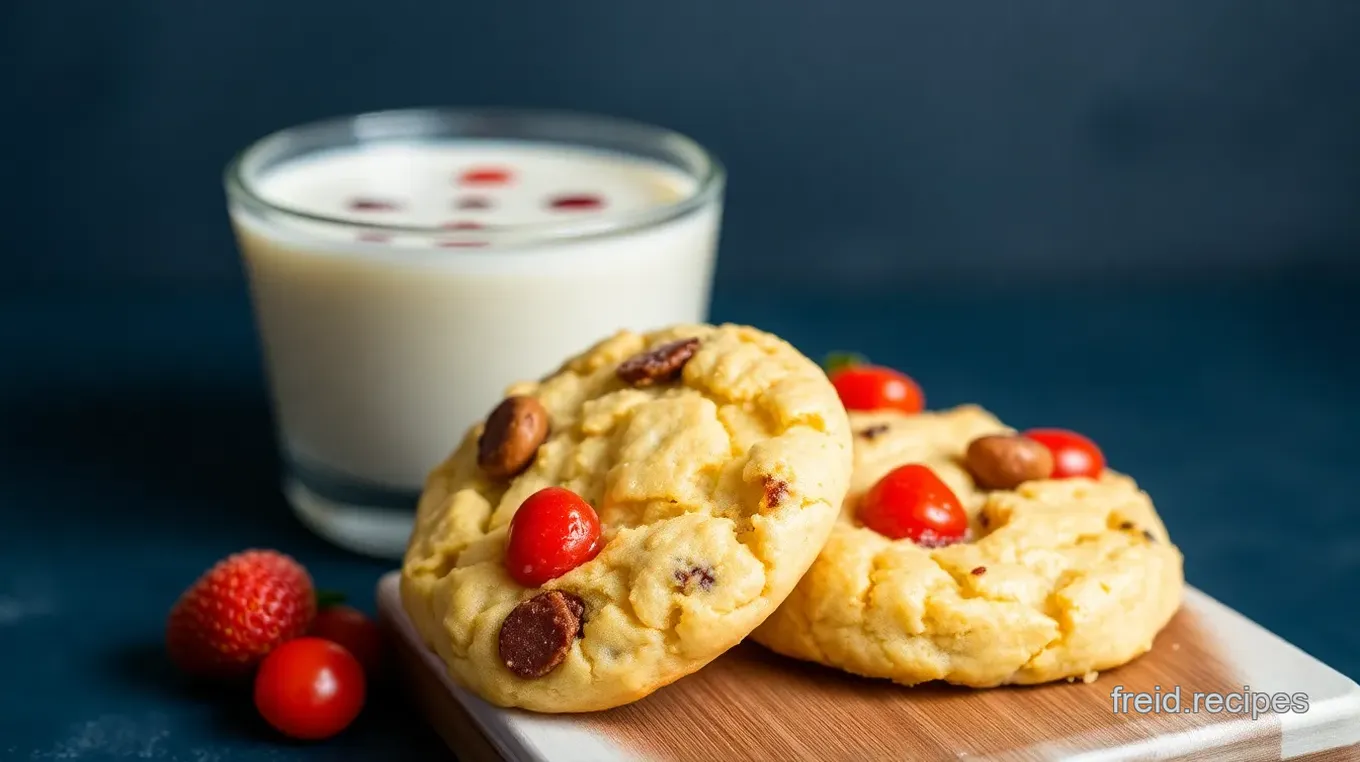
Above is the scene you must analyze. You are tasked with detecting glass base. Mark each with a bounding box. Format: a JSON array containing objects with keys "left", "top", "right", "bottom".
[{"left": 283, "top": 463, "right": 421, "bottom": 560}]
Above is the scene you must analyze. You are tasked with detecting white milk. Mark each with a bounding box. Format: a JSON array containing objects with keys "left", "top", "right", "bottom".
[{"left": 230, "top": 141, "right": 721, "bottom": 496}]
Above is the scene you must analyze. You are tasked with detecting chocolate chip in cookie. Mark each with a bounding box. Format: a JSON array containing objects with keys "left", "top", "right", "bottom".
[
  {"left": 616, "top": 337, "right": 700, "bottom": 387},
  {"left": 478, "top": 396, "right": 549, "bottom": 479},
  {"left": 673, "top": 565, "right": 716, "bottom": 592},
  {"left": 560, "top": 591, "right": 587, "bottom": 638},
  {"left": 498, "top": 591, "right": 586, "bottom": 679},
  {"left": 964, "top": 434, "right": 1055, "bottom": 490},
  {"left": 857, "top": 424, "right": 890, "bottom": 440}
]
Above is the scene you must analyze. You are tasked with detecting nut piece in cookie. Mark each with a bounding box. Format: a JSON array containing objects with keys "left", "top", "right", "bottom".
[
  {"left": 762, "top": 478, "right": 790, "bottom": 512},
  {"left": 965, "top": 434, "right": 1055, "bottom": 490},
  {"left": 498, "top": 591, "right": 586, "bottom": 679},
  {"left": 616, "top": 337, "right": 700, "bottom": 387},
  {"left": 477, "top": 396, "right": 550, "bottom": 479}
]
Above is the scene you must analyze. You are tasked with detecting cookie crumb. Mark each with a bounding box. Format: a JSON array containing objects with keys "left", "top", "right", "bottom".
[
  {"left": 673, "top": 566, "right": 716, "bottom": 592},
  {"left": 616, "top": 338, "right": 701, "bottom": 386},
  {"left": 1082, "top": 671, "right": 1099, "bottom": 684},
  {"left": 763, "top": 478, "right": 790, "bottom": 511},
  {"left": 1118, "top": 521, "right": 1134, "bottom": 530},
  {"left": 857, "top": 424, "right": 890, "bottom": 440},
  {"left": 970, "top": 566, "right": 987, "bottom": 576}
]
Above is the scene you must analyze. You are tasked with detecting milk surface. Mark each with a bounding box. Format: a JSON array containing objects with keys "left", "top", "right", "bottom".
[
  {"left": 256, "top": 141, "right": 692, "bottom": 231},
  {"left": 231, "top": 140, "right": 720, "bottom": 492}
]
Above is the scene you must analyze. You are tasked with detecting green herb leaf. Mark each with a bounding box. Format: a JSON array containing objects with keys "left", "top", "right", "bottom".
[{"left": 822, "top": 352, "right": 868, "bottom": 375}]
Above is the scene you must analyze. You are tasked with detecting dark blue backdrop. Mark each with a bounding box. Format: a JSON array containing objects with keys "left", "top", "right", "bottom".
[{"left": 3, "top": 0, "right": 1358, "bottom": 290}]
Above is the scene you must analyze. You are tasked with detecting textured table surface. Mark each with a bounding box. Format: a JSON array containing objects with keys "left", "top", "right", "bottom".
[{"left": 0, "top": 276, "right": 1355, "bottom": 760}]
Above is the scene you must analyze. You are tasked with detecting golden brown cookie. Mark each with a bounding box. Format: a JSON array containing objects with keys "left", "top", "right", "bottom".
[
  {"left": 752, "top": 406, "right": 1184, "bottom": 687},
  {"left": 401, "top": 324, "right": 853, "bottom": 711}
]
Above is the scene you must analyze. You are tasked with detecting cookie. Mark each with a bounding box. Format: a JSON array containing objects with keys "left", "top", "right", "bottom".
[
  {"left": 401, "top": 324, "right": 853, "bottom": 712},
  {"left": 751, "top": 405, "right": 1184, "bottom": 687}
]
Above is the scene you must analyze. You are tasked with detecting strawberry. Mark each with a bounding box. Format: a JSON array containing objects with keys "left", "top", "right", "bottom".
[{"left": 165, "top": 549, "right": 317, "bottom": 680}]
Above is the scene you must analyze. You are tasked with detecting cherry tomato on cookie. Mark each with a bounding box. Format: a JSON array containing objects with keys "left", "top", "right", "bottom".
[
  {"left": 309, "top": 606, "right": 385, "bottom": 676},
  {"left": 1023, "top": 429, "right": 1105, "bottom": 480},
  {"left": 505, "top": 487, "right": 602, "bottom": 587},
  {"left": 829, "top": 365, "right": 924, "bottom": 414},
  {"left": 254, "top": 637, "right": 366, "bottom": 741},
  {"left": 858, "top": 464, "right": 967, "bottom": 546}
]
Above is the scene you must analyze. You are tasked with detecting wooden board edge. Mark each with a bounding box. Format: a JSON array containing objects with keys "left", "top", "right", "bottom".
[{"left": 378, "top": 571, "right": 1360, "bottom": 762}]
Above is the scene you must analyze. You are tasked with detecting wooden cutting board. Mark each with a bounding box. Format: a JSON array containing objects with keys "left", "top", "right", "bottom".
[{"left": 376, "top": 573, "right": 1360, "bottom": 761}]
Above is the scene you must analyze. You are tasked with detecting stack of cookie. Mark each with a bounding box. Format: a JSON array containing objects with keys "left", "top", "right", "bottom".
[{"left": 400, "top": 324, "right": 1184, "bottom": 713}]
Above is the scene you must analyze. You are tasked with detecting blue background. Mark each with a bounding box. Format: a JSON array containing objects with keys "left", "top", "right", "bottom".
[
  {"left": 3, "top": 0, "right": 1359, "bottom": 290},
  {"left": 1, "top": 1, "right": 1357, "bottom": 759}
]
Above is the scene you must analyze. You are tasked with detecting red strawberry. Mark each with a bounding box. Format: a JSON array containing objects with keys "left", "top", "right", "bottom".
[{"left": 165, "top": 549, "right": 317, "bottom": 680}]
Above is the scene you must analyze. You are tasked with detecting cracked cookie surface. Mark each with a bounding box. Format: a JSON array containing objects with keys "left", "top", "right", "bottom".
[
  {"left": 751, "top": 405, "right": 1184, "bottom": 687},
  {"left": 401, "top": 324, "right": 853, "bottom": 712}
]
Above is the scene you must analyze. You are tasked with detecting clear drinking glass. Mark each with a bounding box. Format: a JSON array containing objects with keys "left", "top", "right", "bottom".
[{"left": 224, "top": 108, "right": 725, "bottom": 559}]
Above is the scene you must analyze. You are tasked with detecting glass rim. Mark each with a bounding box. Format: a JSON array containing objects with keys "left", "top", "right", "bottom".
[{"left": 223, "top": 106, "right": 726, "bottom": 248}]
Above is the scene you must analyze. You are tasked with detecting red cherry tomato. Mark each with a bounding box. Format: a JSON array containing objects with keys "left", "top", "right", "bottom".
[
  {"left": 505, "top": 487, "right": 602, "bottom": 587},
  {"left": 309, "top": 606, "right": 385, "bottom": 676},
  {"left": 253, "top": 637, "right": 366, "bottom": 741},
  {"left": 1023, "top": 429, "right": 1105, "bottom": 479},
  {"left": 858, "top": 464, "right": 967, "bottom": 546},
  {"left": 830, "top": 366, "right": 925, "bottom": 413}
]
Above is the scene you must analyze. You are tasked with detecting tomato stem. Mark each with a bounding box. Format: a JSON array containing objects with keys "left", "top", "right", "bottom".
[
  {"left": 315, "top": 590, "right": 347, "bottom": 609},
  {"left": 822, "top": 351, "right": 867, "bottom": 375}
]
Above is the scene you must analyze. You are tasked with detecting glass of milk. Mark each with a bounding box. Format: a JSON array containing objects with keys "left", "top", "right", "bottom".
[{"left": 224, "top": 108, "right": 724, "bottom": 559}]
